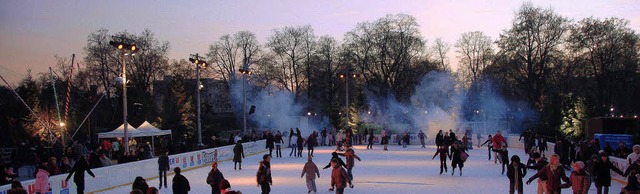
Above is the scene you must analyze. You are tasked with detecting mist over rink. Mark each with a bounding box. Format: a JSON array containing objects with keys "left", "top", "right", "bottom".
[{"left": 99, "top": 145, "right": 623, "bottom": 194}]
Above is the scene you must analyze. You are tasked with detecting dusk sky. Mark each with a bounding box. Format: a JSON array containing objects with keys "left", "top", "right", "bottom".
[{"left": 1, "top": 0, "right": 638, "bottom": 85}]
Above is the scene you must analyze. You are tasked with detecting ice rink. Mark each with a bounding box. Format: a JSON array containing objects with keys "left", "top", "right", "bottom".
[{"left": 99, "top": 144, "right": 624, "bottom": 194}]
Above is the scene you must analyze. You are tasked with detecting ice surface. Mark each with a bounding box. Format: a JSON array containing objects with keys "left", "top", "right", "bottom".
[{"left": 98, "top": 145, "right": 624, "bottom": 194}]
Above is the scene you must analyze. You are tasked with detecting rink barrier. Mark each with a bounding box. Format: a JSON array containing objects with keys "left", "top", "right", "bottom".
[{"left": 0, "top": 140, "right": 266, "bottom": 194}]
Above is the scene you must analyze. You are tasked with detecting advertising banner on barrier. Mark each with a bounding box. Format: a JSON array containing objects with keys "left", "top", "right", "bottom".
[{"left": 0, "top": 140, "right": 267, "bottom": 193}]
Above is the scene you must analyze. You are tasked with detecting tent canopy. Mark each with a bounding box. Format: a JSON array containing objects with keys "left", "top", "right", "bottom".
[
  {"left": 97, "top": 123, "right": 144, "bottom": 138},
  {"left": 136, "top": 121, "right": 171, "bottom": 136}
]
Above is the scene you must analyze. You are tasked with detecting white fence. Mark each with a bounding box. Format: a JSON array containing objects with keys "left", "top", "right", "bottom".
[{"left": 0, "top": 140, "right": 266, "bottom": 194}]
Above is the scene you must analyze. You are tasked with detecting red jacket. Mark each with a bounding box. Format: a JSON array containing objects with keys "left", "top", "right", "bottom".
[
  {"left": 492, "top": 134, "right": 507, "bottom": 149},
  {"left": 561, "top": 170, "right": 590, "bottom": 194},
  {"left": 331, "top": 166, "right": 349, "bottom": 189}
]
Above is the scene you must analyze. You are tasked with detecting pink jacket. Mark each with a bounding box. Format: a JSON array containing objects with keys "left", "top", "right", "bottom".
[{"left": 34, "top": 168, "right": 50, "bottom": 193}]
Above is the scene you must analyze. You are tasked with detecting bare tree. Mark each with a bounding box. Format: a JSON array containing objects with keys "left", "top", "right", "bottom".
[
  {"left": 430, "top": 37, "right": 451, "bottom": 71},
  {"left": 455, "top": 31, "right": 494, "bottom": 88},
  {"left": 265, "top": 25, "right": 315, "bottom": 100},
  {"left": 495, "top": 3, "right": 569, "bottom": 109},
  {"left": 206, "top": 31, "right": 260, "bottom": 84}
]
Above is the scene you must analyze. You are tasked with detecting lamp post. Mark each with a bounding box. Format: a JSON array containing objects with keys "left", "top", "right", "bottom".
[
  {"left": 109, "top": 37, "right": 139, "bottom": 154},
  {"left": 189, "top": 53, "right": 208, "bottom": 148},
  {"left": 338, "top": 68, "right": 358, "bottom": 128},
  {"left": 239, "top": 67, "right": 252, "bottom": 134}
]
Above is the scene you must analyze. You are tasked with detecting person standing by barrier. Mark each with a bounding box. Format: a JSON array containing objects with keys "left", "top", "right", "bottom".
[
  {"left": 207, "top": 161, "right": 225, "bottom": 194},
  {"left": 233, "top": 142, "right": 245, "bottom": 170},
  {"left": 65, "top": 157, "right": 95, "bottom": 194},
  {"left": 367, "top": 129, "right": 374, "bottom": 149},
  {"left": 172, "top": 167, "right": 190, "bottom": 194},
  {"left": 627, "top": 145, "right": 640, "bottom": 165},
  {"left": 34, "top": 162, "right": 50, "bottom": 194},
  {"left": 257, "top": 154, "right": 272, "bottom": 194},
  {"left": 274, "top": 131, "right": 284, "bottom": 158},
  {"left": 158, "top": 150, "right": 170, "bottom": 189}
]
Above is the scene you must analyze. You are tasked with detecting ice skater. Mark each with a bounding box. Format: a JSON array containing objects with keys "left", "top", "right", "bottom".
[
  {"left": 338, "top": 148, "right": 361, "bottom": 188},
  {"left": 289, "top": 134, "right": 298, "bottom": 157},
  {"left": 366, "top": 129, "right": 374, "bottom": 149},
  {"left": 432, "top": 146, "right": 449, "bottom": 174},
  {"left": 329, "top": 158, "right": 349, "bottom": 194},
  {"left": 507, "top": 155, "right": 526, "bottom": 194},
  {"left": 274, "top": 131, "right": 284, "bottom": 157},
  {"left": 480, "top": 135, "right": 493, "bottom": 160},
  {"left": 233, "top": 141, "right": 245, "bottom": 170},
  {"left": 65, "top": 157, "right": 95, "bottom": 194},
  {"left": 449, "top": 143, "right": 465, "bottom": 176},
  {"left": 257, "top": 154, "right": 273, "bottom": 194},
  {"left": 418, "top": 130, "right": 426, "bottom": 148},
  {"left": 301, "top": 156, "right": 320, "bottom": 193}
]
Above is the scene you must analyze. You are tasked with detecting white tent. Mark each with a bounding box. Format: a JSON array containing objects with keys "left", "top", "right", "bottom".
[
  {"left": 136, "top": 121, "right": 171, "bottom": 136},
  {"left": 97, "top": 123, "right": 143, "bottom": 138}
]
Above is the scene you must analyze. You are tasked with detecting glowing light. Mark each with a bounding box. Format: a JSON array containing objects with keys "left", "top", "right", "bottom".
[
  {"left": 307, "top": 112, "right": 312, "bottom": 116},
  {"left": 59, "top": 122, "right": 65, "bottom": 127}
]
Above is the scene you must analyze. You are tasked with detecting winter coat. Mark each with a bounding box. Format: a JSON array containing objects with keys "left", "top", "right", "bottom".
[
  {"left": 233, "top": 143, "right": 244, "bottom": 163},
  {"left": 435, "top": 133, "right": 444, "bottom": 146},
  {"left": 256, "top": 161, "right": 272, "bottom": 184},
  {"left": 492, "top": 134, "right": 507, "bottom": 149},
  {"left": 172, "top": 173, "right": 191, "bottom": 194},
  {"left": 433, "top": 147, "right": 449, "bottom": 161},
  {"left": 297, "top": 137, "right": 305, "bottom": 149},
  {"left": 507, "top": 163, "right": 527, "bottom": 183},
  {"left": 65, "top": 158, "right": 95, "bottom": 185},
  {"left": 301, "top": 161, "right": 320, "bottom": 180},
  {"left": 158, "top": 155, "right": 170, "bottom": 171},
  {"left": 324, "top": 153, "right": 347, "bottom": 169},
  {"left": 265, "top": 135, "right": 274, "bottom": 149},
  {"left": 339, "top": 152, "right": 361, "bottom": 168},
  {"left": 450, "top": 146, "right": 464, "bottom": 165},
  {"left": 418, "top": 132, "right": 426, "bottom": 140},
  {"left": 274, "top": 134, "right": 284, "bottom": 145},
  {"left": 34, "top": 168, "right": 50, "bottom": 193},
  {"left": 331, "top": 166, "right": 349, "bottom": 189},
  {"left": 45, "top": 162, "right": 60, "bottom": 175},
  {"left": 132, "top": 178, "right": 149, "bottom": 193},
  {"left": 307, "top": 135, "right": 316, "bottom": 149},
  {"left": 561, "top": 170, "right": 590, "bottom": 194},
  {"left": 593, "top": 159, "right": 624, "bottom": 187},
  {"left": 206, "top": 169, "right": 224, "bottom": 193},
  {"left": 527, "top": 164, "right": 569, "bottom": 192}
]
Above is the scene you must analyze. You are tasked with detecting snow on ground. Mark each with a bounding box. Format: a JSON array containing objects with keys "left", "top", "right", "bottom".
[{"left": 99, "top": 144, "right": 624, "bottom": 194}]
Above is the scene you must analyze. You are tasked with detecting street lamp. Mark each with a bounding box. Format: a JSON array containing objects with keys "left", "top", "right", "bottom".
[
  {"left": 338, "top": 68, "right": 358, "bottom": 128},
  {"left": 189, "top": 53, "right": 208, "bottom": 148},
  {"left": 109, "top": 36, "right": 139, "bottom": 154},
  {"left": 239, "top": 67, "right": 252, "bottom": 134}
]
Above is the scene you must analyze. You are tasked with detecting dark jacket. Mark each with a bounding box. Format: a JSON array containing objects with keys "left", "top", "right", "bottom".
[
  {"left": 593, "top": 159, "right": 623, "bottom": 187},
  {"left": 233, "top": 143, "right": 244, "bottom": 163},
  {"left": 324, "top": 153, "right": 347, "bottom": 169},
  {"left": 330, "top": 166, "right": 349, "bottom": 189},
  {"left": 507, "top": 163, "right": 527, "bottom": 183},
  {"left": 526, "top": 158, "right": 549, "bottom": 181},
  {"left": 206, "top": 169, "right": 224, "bottom": 194},
  {"left": 172, "top": 173, "right": 191, "bottom": 194},
  {"left": 527, "top": 164, "right": 569, "bottom": 192},
  {"left": 433, "top": 147, "right": 449, "bottom": 161},
  {"left": 257, "top": 161, "right": 272, "bottom": 184},
  {"left": 65, "top": 158, "right": 95, "bottom": 185},
  {"left": 132, "top": 178, "right": 148, "bottom": 193},
  {"left": 158, "top": 155, "right": 170, "bottom": 171},
  {"left": 265, "top": 135, "right": 274, "bottom": 149}
]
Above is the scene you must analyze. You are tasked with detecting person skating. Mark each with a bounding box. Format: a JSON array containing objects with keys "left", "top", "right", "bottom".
[
  {"left": 132, "top": 176, "right": 149, "bottom": 193},
  {"left": 207, "top": 161, "right": 225, "bottom": 194},
  {"left": 492, "top": 131, "right": 508, "bottom": 164},
  {"left": 329, "top": 158, "right": 349, "bottom": 194},
  {"left": 65, "top": 157, "right": 95, "bottom": 194},
  {"left": 621, "top": 168, "right": 640, "bottom": 194},
  {"left": 432, "top": 146, "right": 449, "bottom": 174},
  {"left": 418, "top": 130, "right": 427, "bottom": 148},
  {"left": 290, "top": 134, "right": 298, "bottom": 157},
  {"left": 266, "top": 132, "right": 275, "bottom": 156},
  {"left": 366, "top": 129, "right": 374, "bottom": 149},
  {"left": 297, "top": 134, "right": 306, "bottom": 157},
  {"left": 436, "top": 130, "right": 444, "bottom": 149},
  {"left": 526, "top": 152, "right": 549, "bottom": 194},
  {"left": 233, "top": 141, "right": 245, "bottom": 170},
  {"left": 307, "top": 132, "right": 317, "bottom": 157},
  {"left": 257, "top": 154, "right": 273, "bottom": 194},
  {"left": 444, "top": 132, "right": 451, "bottom": 149},
  {"left": 301, "top": 156, "right": 320, "bottom": 193},
  {"left": 274, "top": 131, "right": 284, "bottom": 157},
  {"left": 158, "top": 150, "right": 170, "bottom": 189},
  {"left": 338, "top": 148, "right": 361, "bottom": 188},
  {"left": 381, "top": 129, "right": 389, "bottom": 151},
  {"left": 560, "top": 161, "right": 589, "bottom": 194},
  {"left": 449, "top": 143, "right": 465, "bottom": 176},
  {"left": 526, "top": 154, "right": 569, "bottom": 194},
  {"left": 507, "top": 155, "right": 527, "bottom": 194},
  {"left": 480, "top": 135, "right": 493, "bottom": 160},
  {"left": 172, "top": 167, "right": 190, "bottom": 194},
  {"left": 496, "top": 147, "right": 510, "bottom": 175},
  {"left": 323, "top": 152, "right": 347, "bottom": 170},
  {"left": 593, "top": 152, "right": 624, "bottom": 194}
]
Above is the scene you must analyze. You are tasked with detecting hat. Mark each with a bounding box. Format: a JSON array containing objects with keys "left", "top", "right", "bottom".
[
  {"left": 211, "top": 161, "right": 218, "bottom": 167},
  {"left": 532, "top": 153, "right": 541, "bottom": 159}
]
